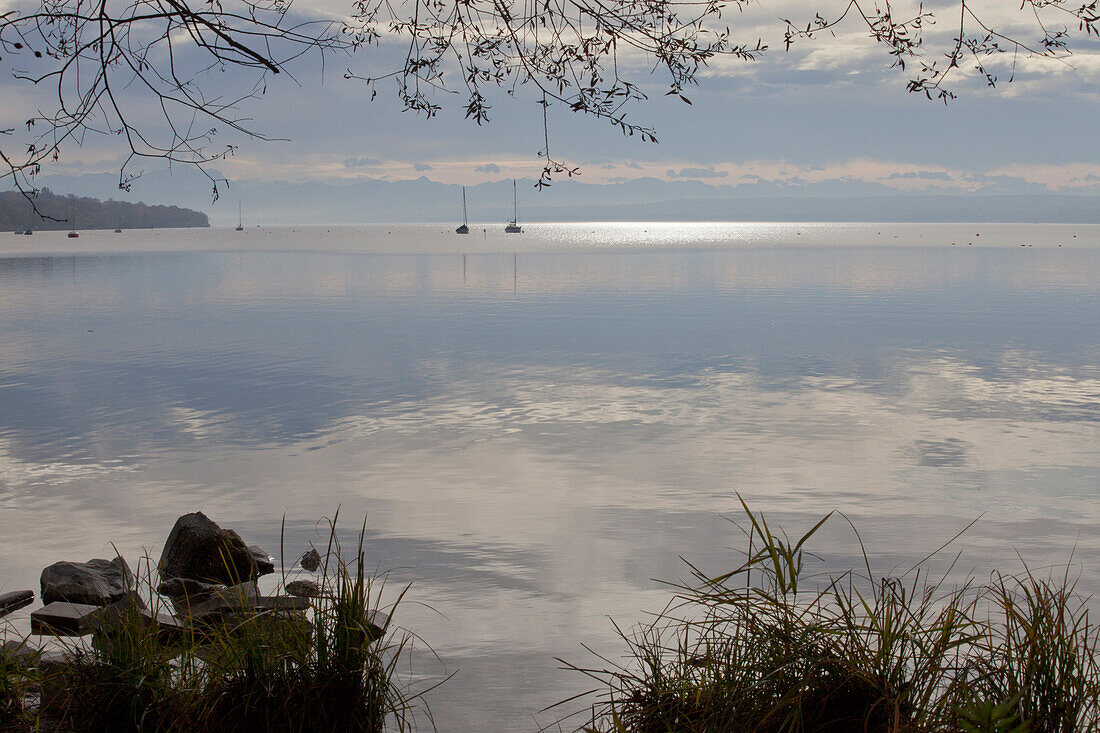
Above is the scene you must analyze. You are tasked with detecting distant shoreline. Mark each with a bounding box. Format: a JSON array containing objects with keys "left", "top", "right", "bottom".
[{"left": 1, "top": 190, "right": 208, "bottom": 232}]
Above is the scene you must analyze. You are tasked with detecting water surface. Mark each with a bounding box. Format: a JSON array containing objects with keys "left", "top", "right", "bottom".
[{"left": 1, "top": 223, "right": 1098, "bottom": 729}]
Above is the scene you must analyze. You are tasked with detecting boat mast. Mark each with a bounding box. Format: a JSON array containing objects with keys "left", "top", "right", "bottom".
[
  {"left": 512, "top": 179, "right": 518, "bottom": 225},
  {"left": 463, "top": 187, "right": 468, "bottom": 227}
]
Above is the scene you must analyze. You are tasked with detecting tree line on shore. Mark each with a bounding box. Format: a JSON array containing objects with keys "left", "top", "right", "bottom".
[{"left": 1, "top": 190, "right": 208, "bottom": 232}]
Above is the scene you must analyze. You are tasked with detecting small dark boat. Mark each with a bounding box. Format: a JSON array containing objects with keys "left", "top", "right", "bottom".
[
  {"left": 456, "top": 187, "right": 470, "bottom": 235},
  {"left": 504, "top": 179, "right": 522, "bottom": 234},
  {"left": 68, "top": 196, "right": 80, "bottom": 238}
]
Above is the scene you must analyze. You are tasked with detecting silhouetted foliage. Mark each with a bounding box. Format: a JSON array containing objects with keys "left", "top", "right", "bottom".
[
  {"left": 0, "top": 190, "right": 209, "bottom": 230},
  {"left": 1, "top": 0, "right": 1097, "bottom": 215}
]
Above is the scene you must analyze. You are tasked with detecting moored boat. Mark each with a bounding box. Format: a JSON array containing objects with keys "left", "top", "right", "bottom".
[
  {"left": 457, "top": 187, "right": 470, "bottom": 234},
  {"left": 505, "top": 179, "right": 522, "bottom": 233}
]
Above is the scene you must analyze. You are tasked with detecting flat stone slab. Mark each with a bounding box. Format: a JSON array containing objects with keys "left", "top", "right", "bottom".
[
  {"left": 182, "top": 583, "right": 310, "bottom": 623},
  {"left": 0, "top": 589, "right": 34, "bottom": 617},
  {"left": 96, "top": 602, "right": 184, "bottom": 635},
  {"left": 31, "top": 601, "right": 103, "bottom": 636},
  {"left": 258, "top": 595, "right": 311, "bottom": 612},
  {"left": 151, "top": 610, "right": 185, "bottom": 635}
]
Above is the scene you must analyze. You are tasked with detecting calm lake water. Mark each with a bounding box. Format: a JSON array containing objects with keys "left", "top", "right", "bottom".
[{"left": 1, "top": 223, "right": 1099, "bottom": 730}]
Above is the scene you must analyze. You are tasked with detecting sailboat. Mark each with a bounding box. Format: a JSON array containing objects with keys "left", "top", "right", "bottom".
[
  {"left": 67, "top": 196, "right": 79, "bottom": 238},
  {"left": 235, "top": 202, "right": 244, "bottom": 231},
  {"left": 114, "top": 202, "right": 122, "bottom": 233},
  {"left": 456, "top": 187, "right": 469, "bottom": 234},
  {"left": 505, "top": 179, "right": 522, "bottom": 233}
]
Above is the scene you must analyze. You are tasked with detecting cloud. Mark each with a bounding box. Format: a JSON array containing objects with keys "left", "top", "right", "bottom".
[
  {"left": 475, "top": 163, "right": 501, "bottom": 174},
  {"left": 414, "top": 163, "right": 433, "bottom": 171},
  {"left": 667, "top": 167, "right": 728, "bottom": 179},
  {"left": 887, "top": 171, "right": 953, "bottom": 181},
  {"left": 623, "top": 162, "right": 643, "bottom": 170},
  {"left": 343, "top": 157, "right": 381, "bottom": 168}
]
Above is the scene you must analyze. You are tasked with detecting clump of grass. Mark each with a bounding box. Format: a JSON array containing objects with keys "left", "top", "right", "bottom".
[
  {"left": 565, "top": 499, "right": 1100, "bottom": 733},
  {"left": 197, "top": 515, "right": 425, "bottom": 732},
  {"left": 977, "top": 569, "right": 1100, "bottom": 732}
]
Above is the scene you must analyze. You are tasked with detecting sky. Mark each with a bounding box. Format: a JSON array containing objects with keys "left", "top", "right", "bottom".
[{"left": 3, "top": 0, "right": 1100, "bottom": 206}]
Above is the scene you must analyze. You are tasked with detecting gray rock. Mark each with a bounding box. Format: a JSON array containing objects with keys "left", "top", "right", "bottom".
[
  {"left": 31, "top": 601, "right": 104, "bottom": 636},
  {"left": 0, "top": 589, "right": 34, "bottom": 617},
  {"left": 157, "top": 577, "right": 224, "bottom": 604},
  {"left": 40, "top": 557, "right": 132, "bottom": 606},
  {"left": 365, "top": 611, "right": 389, "bottom": 642},
  {"left": 159, "top": 512, "right": 258, "bottom": 585},
  {"left": 284, "top": 579, "right": 321, "bottom": 598},
  {"left": 185, "top": 582, "right": 261, "bottom": 621},
  {"left": 248, "top": 545, "right": 276, "bottom": 576},
  {"left": 95, "top": 598, "right": 183, "bottom": 645},
  {"left": 299, "top": 548, "right": 321, "bottom": 572},
  {"left": 1, "top": 639, "right": 41, "bottom": 668}
]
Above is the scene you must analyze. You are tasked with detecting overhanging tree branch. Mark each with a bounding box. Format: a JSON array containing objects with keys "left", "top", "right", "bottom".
[{"left": 1, "top": 0, "right": 1097, "bottom": 216}]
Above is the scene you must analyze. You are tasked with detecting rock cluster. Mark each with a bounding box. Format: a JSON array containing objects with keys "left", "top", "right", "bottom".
[
  {"left": 14, "top": 512, "right": 320, "bottom": 653},
  {"left": 3, "top": 512, "right": 403, "bottom": 727}
]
